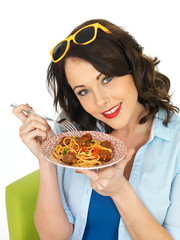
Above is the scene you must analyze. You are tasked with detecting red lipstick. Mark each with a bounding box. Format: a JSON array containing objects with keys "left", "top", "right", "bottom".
[{"left": 102, "top": 103, "right": 122, "bottom": 119}]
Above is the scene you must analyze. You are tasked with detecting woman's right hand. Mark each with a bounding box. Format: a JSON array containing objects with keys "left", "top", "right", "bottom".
[{"left": 12, "top": 104, "right": 55, "bottom": 159}]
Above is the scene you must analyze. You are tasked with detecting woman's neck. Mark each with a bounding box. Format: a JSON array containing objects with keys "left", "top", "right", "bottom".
[
  {"left": 110, "top": 103, "right": 153, "bottom": 151},
  {"left": 114, "top": 103, "right": 150, "bottom": 135}
]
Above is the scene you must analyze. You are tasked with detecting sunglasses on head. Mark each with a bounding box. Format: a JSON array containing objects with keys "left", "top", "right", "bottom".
[{"left": 50, "top": 23, "right": 112, "bottom": 63}]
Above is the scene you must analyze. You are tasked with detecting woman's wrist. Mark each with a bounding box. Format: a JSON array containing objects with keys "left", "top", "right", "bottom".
[
  {"left": 111, "top": 177, "right": 134, "bottom": 208},
  {"left": 37, "top": 153, "right": 56, "bottom": 171}
]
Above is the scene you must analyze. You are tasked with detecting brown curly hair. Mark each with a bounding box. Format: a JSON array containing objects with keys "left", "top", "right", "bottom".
[{"left": 47, "top": 19, "right": 179, "bottom": 133}]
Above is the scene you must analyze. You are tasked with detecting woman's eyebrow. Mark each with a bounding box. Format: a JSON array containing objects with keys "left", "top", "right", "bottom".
[
  {"left": 96, "top": 73, "right": 102, "bottom": 80},
  {"left": 73, "top": 73, "right": 102, "bottom": 91},
  {"left": 73, "top": 85, "right": 86, "bottom": 91}
]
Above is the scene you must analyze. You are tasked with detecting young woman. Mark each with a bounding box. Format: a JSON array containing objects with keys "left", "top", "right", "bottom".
[{"left": 13, "top": 19, "right": 180, "bottom": 240}]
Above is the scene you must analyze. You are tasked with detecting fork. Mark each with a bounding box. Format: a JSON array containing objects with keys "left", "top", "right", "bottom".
[{"left": 10, "top": 103, "right": 78, "bottom": 135}]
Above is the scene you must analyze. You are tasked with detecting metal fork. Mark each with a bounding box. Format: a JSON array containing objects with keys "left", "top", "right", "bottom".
[{"left": 10, "top": 103, "right": 78, "bottom": 135}]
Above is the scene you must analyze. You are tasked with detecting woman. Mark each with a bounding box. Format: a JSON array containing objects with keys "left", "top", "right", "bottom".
[{"left": 13, "top": 19, "right": 180, "bottom": 240}]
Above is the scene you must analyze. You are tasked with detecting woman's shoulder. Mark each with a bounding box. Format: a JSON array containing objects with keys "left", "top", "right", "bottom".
[
  {"left": 154, "top": 110, "right": 180, "bottom": 152},
  {"left": 167, "top": 112, "right": 180, "bottom": 141},
  {"left": 157, "top": 109, "right": 180, "bottom": 131},
  {"left": 155, "top": 110, "right": 180, "bottom": 172},
  {"left": 169, "top": 111, "right": 180, "bottom": 129},
  {"left": 168, "top": 112, "right": 180, "bottom": 170}
]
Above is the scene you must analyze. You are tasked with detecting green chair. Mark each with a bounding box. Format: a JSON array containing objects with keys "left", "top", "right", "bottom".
[{"left": 6, "top": 170, "right": 40, "bottom": 240}]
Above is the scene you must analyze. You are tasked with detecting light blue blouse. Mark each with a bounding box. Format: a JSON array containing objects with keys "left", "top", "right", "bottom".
[{"left": 54, "top": 109, "right": 180, "bottom": 240}]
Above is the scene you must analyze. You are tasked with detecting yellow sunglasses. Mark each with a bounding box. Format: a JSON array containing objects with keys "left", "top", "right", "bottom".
[{"left": 50, "top": 23, "right": 112, "bottom": 63}]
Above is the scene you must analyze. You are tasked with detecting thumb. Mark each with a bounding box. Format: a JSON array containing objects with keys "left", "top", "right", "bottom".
[{"left": 114, "top": 148, "right": 135, "bottom": 169}]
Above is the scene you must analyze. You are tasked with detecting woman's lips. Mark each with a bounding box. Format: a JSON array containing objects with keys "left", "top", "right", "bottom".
[{"left": 102, "top": 103, "right": 122, "bottom": 119}]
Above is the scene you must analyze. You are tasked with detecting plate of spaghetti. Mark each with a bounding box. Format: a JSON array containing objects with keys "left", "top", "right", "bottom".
[{"left": 41, "top": 131, "right": 127, "bottom": 169}]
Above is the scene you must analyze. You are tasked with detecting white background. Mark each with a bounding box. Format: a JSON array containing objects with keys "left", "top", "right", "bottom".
[{"left": 1, "top": 0, "right": 179, "bottom": 239}]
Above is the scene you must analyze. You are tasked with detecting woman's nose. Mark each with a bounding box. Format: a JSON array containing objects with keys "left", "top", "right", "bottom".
[{"left": 93, "top": 91, "right": 110, "bottom": 106}]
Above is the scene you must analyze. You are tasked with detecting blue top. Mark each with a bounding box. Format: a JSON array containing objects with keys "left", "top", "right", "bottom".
[
  {"left": 82, "top": 190, "right": 120, "bottom": 240},
  {"left": 54, "top": 109, "right": 180, "bottom": 240}
]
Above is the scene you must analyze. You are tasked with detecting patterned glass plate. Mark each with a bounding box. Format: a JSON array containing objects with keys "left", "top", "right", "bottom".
[{"left": 41, "top": 131, "right": 127, "bottom": 170}]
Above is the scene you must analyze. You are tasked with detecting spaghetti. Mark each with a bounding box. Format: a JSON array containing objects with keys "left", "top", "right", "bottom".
[{"left": 52, "top": 133, "right": 113, "bottom": 167}]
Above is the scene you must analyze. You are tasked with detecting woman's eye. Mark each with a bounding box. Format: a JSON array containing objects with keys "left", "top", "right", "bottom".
[
  {"left": 102, "top": 76, "right": 113, "bottom": 84},
  {"left": 77, "top": 89, "right": 90, "bottom": 96}
]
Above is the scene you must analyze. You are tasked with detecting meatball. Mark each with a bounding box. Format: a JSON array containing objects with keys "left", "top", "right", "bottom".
[
  {"left": 80, "top": 134, "right": 92, "bottom": 142},
  {"left": 99, "top": 150, "right": 112, "bottom": 162},
  {"left": 62, "top": 152, "right": 76, "bottom": 164},
  {"left": 77, "top": 133, "right": 92, "bottom": 147},
  {"left": 100, "top": 140, "right": 112, "bottom": 150}
]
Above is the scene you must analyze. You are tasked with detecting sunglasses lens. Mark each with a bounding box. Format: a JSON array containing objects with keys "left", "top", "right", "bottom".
[
  {"left": 53, "top": 41, "right": 68, "bottom": 61},
  {"left": 75, "top": 26, "right": 95, "bottom": 44}
]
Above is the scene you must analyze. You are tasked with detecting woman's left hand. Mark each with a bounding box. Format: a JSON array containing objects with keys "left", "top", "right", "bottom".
[{"left": 76, "top": 149, "right": 135, "bottom": 198}]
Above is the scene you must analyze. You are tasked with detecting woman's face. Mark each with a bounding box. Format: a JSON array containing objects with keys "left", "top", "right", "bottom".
[{"left": 65, "top": 57, "right": 142, "bottom": 130}]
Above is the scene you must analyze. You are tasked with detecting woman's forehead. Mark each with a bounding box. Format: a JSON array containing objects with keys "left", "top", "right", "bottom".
[{"left": 65, "top": 57, "right": 101, "bottom": 86}]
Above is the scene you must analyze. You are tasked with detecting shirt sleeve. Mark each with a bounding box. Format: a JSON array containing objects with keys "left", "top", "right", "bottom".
[
  {"left": 56, "top": 166, "right": 75, "bottom": 224},
  {"left": 53, "top": 113, "right": 75, "bottom": 224},
  {"left": 163, "top": 171, "right": 180, "bottom": 239}
]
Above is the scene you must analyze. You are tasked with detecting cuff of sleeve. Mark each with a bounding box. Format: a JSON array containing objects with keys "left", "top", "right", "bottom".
[{"left": 164, "top": 225, "right": 180, "bottom": 240}]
